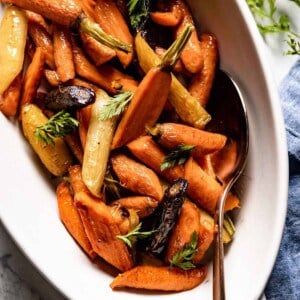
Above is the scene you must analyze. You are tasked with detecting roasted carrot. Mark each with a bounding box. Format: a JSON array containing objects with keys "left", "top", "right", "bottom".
[
  {"left": 149, "top": 123, "right": 227, "bottom": 156},
  {"left": 110, "top": 196, "right": 158, "bottom": 218},
  {"left": 44, "top": 69, "right": 61, "bottom": 87},
  {"left": 75, "top": 191, "right": 134, "bottom": 271},
  {"left": 127, "top": 136, "right": 185, "bottom": 183},
  {"left": 64, "top": 131, "right": 84, "bottom": 164},
  {"left": 188, "top": 33, "right": 218, "bottom": 107},
  {"left": 25, "top": 11, "right": 52, "bottom": 34},
  {"left": 79, "top": 30, "right": 116, "bottom": 66},
  {"left": 93, "top": 0, "right": 133, "bottom": 67},
  {"left": 111, "top": 67, "right": 171, "bottom": 148},
  {"left": 56, "top": 181, "right": 97, "bottom": 259},
  {"left": 165, "top": 200, "right": 201, "bottom": 264},
  {"left": 28, "top": 22, "right": 55, "bottom": 69},
  {"left": 175, "top": 0, "right": 203, "bottom": 73},
  {"left": 150, "top": 2, "right": 183, "bottom": 27},
  {"left": 3, "top": 0, "right": 82, "bottom": 26},
  {"left": 0, "top": 73, "right": 22, "bottom": 117},
  {"left": 111, "top": 153, "right": 163, "bottom": 201},
  {"left": 110, "top": 265, "right": 208, "bottom": 291},
  {"left": 20, "top": 47, "right": 45, "bottom": 107},
  {"left": 211, "top": 140, "right": 238, "bottom": 183},
  {"left": 81, "top": 0, "right": 97, "bottom": 20},
  {"left": 184, "top": 157, "right": 223, "bottom": 213},
  {"left": 184, "top": 157, "right": 239, "bottom": 214},
  {"left": 77, "top": 105, "right": 92, "bottom": 149},
  {"left": 112, "top": 25, "right": 193, "bottom": 149},
  {"left": 197, "top": 155, "right": 216, "bottom": 179},
  {"left": 25, "top": 37, "right": 36, "bottom": 61},
  {"left": 70, "top": 78, "right": 97, "bottom": 91},
  {"left": 53, "top": 24, "right": 75, "bottom": 82}
]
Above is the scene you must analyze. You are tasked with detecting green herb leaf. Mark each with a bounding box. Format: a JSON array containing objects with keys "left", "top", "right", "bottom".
[
  {"left": 160, "top": 144, "right": 195, "bottom": 171},
  {"left": 169, "top": 231, "right": 198, "bottom": 270},
  {"left": 35, "top": 110, "right": 79, "bottom": 145},
  {"left": 128, "top": 0, "right": 150, "bottom": 29},
  {"left": 116, "top": 222, "right": 156, "bottom": 248},
  {"left": 99, "top": 91, "right": 133, "bottom": 121},
  {"left": 246, "top": 0, "right": 300, "bottom": 55}
]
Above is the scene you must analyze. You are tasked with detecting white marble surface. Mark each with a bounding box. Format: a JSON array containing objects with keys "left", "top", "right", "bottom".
[{"left": 0, "top": 1, "right": 299, "bottom": 299}]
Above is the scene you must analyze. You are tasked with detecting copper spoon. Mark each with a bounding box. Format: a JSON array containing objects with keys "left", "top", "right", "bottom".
[{"left": 206, "top": 69, "right": 249, "bottom": 300}]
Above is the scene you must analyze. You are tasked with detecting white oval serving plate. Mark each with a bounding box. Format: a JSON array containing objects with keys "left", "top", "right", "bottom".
[{"left": 0, "top": 0, "right": 288, "bottom": 299}]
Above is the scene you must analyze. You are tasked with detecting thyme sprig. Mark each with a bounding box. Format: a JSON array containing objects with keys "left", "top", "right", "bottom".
[
  {"left": 99, "top": 91, "right": 133, "bottom": 121},
  {"left": 35, "top": 110, "right": 79, "bottom": 145},
  {"left": 169, "top": 231, "right": 198, "bottom": 270},
  {"left": 160, "top": 144, "right": 195, "bottom": 171},
  {"left": 116, "top": 222, "right": 156, "bottom": 248},
  {"left": 128, "top": 0, "right": 150, "bottom": 29}
]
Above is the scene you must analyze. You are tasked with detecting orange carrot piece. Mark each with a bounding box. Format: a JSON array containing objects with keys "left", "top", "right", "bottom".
[
  {"left": 112, "top": 67, "right": 171, "bottom": 149},
  {"left": 69, "top": 165, "right": 94, "bottom": 196},
  {"left": 70, "top": 78, "right": 98, "bottom": 91},
  {"left": 25, "top": 11, "right": 52, "bottom": 34},
  {"left": 44, "top": 69, "right": 61, "bottom": 87},
  {"left": 224, "top": 192, "right": 240, "bottom": 212},
  {"left": 175, "top": 0, "right": 203, "bottom": 73},
  {"left": 165, "top": 200, "right": 201, "bottom": 263},
  {"left": 77, "top": 105, "right": 92, "bottom": 149},
  {"left": 196, "top": 155, "right": 216, "bottom": 179},
  {"left": 56, "top": 181, "right": 97, "bottom": 259},
  {"left": 64, "top": 132, "right": 84, "bottom": 164},
  {"left": 25, "top": 37, "right": 36, "bottom": 61},
  {"left": 79, "top": 30, "right": 116, "bottom": 66},
  {"left": 184, "top": 157, "right": 223, "bottom": 214},
  {"left": 110, "top": 265, "right": 208, "bottom": 291},
  {"left": 150, "top": 123, "right": 227, "bottom": 156},
  {"left": 75, "top": 191, "right": 134, "bottom": 271},
  {"left": 81, "top": 0, "right": 97, "bottom": 20},
  {"left": 28, "top": 22, "right": 55, "bottom": 69},
  {"left": 53, "top": 24, "right": 75, "bottom": 82},
  {"left": 110, "top": 196, "right": 158, "bottom": 218},
  {"left": 0, "top": 73, "right": 22, "bottom": 117},
  {"left": 3, "top": 0, "right": 82, "bottom": 26},
  {"left": 188, "top": 33, "right": 218, "bottom": 107},
  {"left": 127, "top": 136, "right": 185, "bottom": 183},
  {"left": 20, "top": 47, "right": 45, "bottom": 107},
  {"left": 111, "top": 153, "right": 163, "bottom": 201},
  {"left": 150, "top": 4, "right": 183, "bottom": 27},
  {"left": 94, "top": 0, "right": 133, "bottom": 67}
]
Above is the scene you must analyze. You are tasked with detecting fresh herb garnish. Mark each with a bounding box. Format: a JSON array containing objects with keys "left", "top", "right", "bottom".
[
  {"left": 169, "top": 231, "right": 198, "bottom": 270},
  {"left": 128, "top": 0, "right": 150, "bottom": 30},
  {"left": 160, "top": 144, "right": 195, "bottom": 171},
  {"left": 99, "top": 91, "right": 133, "bottom": 121},
  {"left": 246, "top": 0, "right": 300, "bottom": 55},
  {"left": 35, "top": 110, "right": 79, "bottom": 145},
  {"left": 116, "top": 222, "right": 156, "bottom": 248}
]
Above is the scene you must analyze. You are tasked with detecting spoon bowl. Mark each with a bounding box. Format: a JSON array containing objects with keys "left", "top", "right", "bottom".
[{"left": 206, "top": 69, "right": 249, "bottom": 300}]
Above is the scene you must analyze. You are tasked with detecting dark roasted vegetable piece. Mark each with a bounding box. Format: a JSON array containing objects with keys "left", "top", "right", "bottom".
[
  {"left": 44, "top": 85, "right": 95, "bottom": 111},
  {"left": 145, "top": 178, "right": 188, "bottom": 257}
]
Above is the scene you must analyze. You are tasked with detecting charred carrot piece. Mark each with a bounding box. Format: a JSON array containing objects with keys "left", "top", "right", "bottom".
[
  {"left": 20, "top": 47, "right": 45, "bottom": 107},
  {"left": 127, "top": 136, "right": 185, "bottom": 183},
  {"left": 53, "top": 24, "right": 75, "bottom": 82},
  {"left": 0, "top": 73, "right": 22, "bottom": 117},
  {"left": 184, "top": 157, "right": 223, "bottom": 213},
  {"left": 75, "top": 191, "right": 134, "bottom": 271},
  {"left": 112, "top": 25, "right": 193, "bottom": 149},
  {"left": 79, "top": 30, "right": 116, "bottom": 66},
  {"left": 149, "top": 123, "right": 227, "bottom": 156},
  {"left": 175, "top": 0, "right": 203, "bottom": 73},
  {"left": 110, "top": 265, "right": 208, "bottom": 291},
  {"left": 25, "top": 37, "right": 36, "bottom": 61},
  {"left": 44, "top": 70, "right": 61, "bottom": 87},
  {"left": 3, "top": 0, "right": 82, "bottom": 26},
  {"left": 28, "top": 22, "right": 55, "bottom": 70},
  {"left": 93, "top": 0, "right": 133, "bottom": 67},
  {"left": 56, "top": 182, "right": 97, "bottom": 259},
  {"left": 64, "top": 132, "right": 84, "bottom": 164},
  {"left": 111, "top": 153, "right": 164, "bottom": 201},
  {"left": 110, "top": 196, "right": 158, "bottom": 218},
  {"left": 165, "top": 200, "right": 201, "bottom": 264},
  {"left": 188, "top": 33, "right": 218, "bottom": 107}
]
